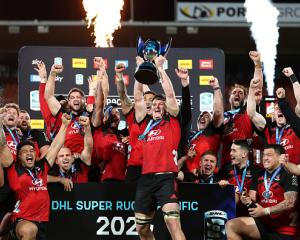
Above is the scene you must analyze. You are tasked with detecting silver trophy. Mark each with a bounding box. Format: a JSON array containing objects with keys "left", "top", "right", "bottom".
[{"left": 134, "top": 36, "right": 172, "bottom": 85}]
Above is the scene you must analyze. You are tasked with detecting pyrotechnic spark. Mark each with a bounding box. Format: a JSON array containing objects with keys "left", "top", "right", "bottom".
[
  {"left": 244, "top": 0, "right": 279, "bottom": 95},
  {"left": 83, "top": 0, "right": 124, "bottom": 47}
]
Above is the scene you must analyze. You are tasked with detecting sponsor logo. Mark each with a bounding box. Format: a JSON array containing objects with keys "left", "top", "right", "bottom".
[
  {"left": 30, "top": 74, "right": 40, "bottom": 82},
  {"left": 7, "top": 141, "right": 17, "bottom": 150},
  {"left": 72, "top": 58, "right": 87, "bottom": 68},
  {"left": 265, "top": 102, "right": 275, "bottom": 118},
  {"left": 93, "top": 58, "right": 108, "bottom": 69},
  {"left": 163, "top": 59, "right": 168, "bottom": 70},
  {"left": 280, "top": 138, "right": 289, "bottom": 147},
  {"left": 75, "top": 74, "right": 84, "bottom": 85},
  {"left": 55, "top": 76, "right": 63, "bottom": 82},
  {"left": 115, "top": 60, "right": 129, "bottom": 68},
  {"left": 199, "top": 75, "right": 213, "bottom": 85},
  {"left": 180, "top": 5, "right": 214, "bottom": 19},
  {"left": 54, "top": 57, "right": 62, "bottom": 65},
  {"left": 178, "top": 60, "right": 193, "bottom": 69},
  {"left": 32, "top": 59, "right": 42, "bottom": 65},
  {"left": 199, "top": 59, "right": 214, "bottom": 69},
  {"left": 148, "top": 129, "right": 161, "bottom": 137},
  {"left": 71, "top": 123, "right": 79, "bottom": 130},
  {"left": 30, "top": 90, "right": 40, "bottom": 111},
  {"left": 32, "top": 178, "right": 43, "bottom": 187},
  {"left": 30, "top": 119, "right": 44, "bottom": 129},
  {"left": 199, "top": 92, "right": 213, "bottom": 112}
]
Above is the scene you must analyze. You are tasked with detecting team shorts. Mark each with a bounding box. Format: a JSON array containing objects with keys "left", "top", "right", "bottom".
[
  {"left": 125, "top": 165, "right": 142, "bottom": 184},
  {"left": 254, "top": 218, "right": 296, "bottom": 240},
  {"left": 134, "top": 172, "right": 179, "bottom": 214}
]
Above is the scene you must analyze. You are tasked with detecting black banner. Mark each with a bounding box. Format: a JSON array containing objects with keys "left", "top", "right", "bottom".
[
  {"left": 18, "top": 46, "right": 225, "bottom": 130},
  {"left": 48, "top": 183, "right": 235, "bottom": 240}
]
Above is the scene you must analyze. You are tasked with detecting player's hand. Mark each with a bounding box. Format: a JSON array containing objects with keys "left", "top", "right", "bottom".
[
  {"left": 276, "top": 87, "right": 286, "bottom": 99},
  {"left": 248, "top": 203, "right": 266, "bottom": 218},
  {"left": 249, "top": 51, "right": 261, "bottom": 64},
  {"left": 60, "top": 178, "right": 73, "bottom": 192},
  {"left": 50, "top": 64, "right": 63, "bottom": 75},
  {"left": 62, "top": 113, "right": 71, "bottom": 126},
  {"left": 282, "top": 67, "right": 294, "bottom": 77}
]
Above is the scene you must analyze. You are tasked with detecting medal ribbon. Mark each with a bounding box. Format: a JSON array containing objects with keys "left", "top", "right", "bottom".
[
  {"left": 234, "top": 160, "right": 249, "bottom": 193},
  {"left": 275, "top": 126, "right": 286, "bottom": 144},
  {"left": 264, "top": 166, "right": 282, "bottom": 198},
  {"left": 26, "top": 168, "right": 38, "bottom": 182},
  {"left": 138, "top": 119, "right": 162, "bottom": 140},
  {"left": 6, "top": 128, "right": 20, "bottom": 146}
]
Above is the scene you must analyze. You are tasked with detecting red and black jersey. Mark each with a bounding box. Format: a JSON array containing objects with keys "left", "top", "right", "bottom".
[
  {"left": 48, "top": 158, "right": 90, "bottom": 183},
  {"left": 39, "top": 83, "right": 62, "bottom": 140},
  {"left": 6, "top": 157, "right": 50, "bottom": 222},
  {"left": 93, "top": 126, "right": 127, "bottom": 181},
  {"left": 4, "top": 127, "right": 21, "bottom": 161},
  {"left": 218, "top": 161, "right": 259, "bottom": 194},
  {"left": 141, "top": 115, "right": 181, "bottom": 174},
  {"left": 65, "top": 113, "right": 87, "bottom": 155},
  {"left": 222, "top": 106, "right": 254, "bottom": 167},
  {"left": 262, "top": 125, "right": 300, "bottom": 165},
  {"left": 185, "top": 122, "right": 222, "bottom": 172},
  {"left": 124, "top": 109, "right": 143, "bottom": 167},
  {"left": 218, "top": 161, "right": 261, "bottom": 216},
  {"left": 250, "top": 168, "right": 298, "bottom": 236}
]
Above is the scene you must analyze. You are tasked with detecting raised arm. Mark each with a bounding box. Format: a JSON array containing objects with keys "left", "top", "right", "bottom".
[
  {"left": 247, "top": 78, "right": 266, "bottom": 131},
  {"left": 277, "top": 88, "right": 300, "bottom": 138},
  {"left": 115, "top": 63, "right": 133, "bottom": 115},
  {"left": 79, "top": 116, "right": 93, "bottom": 166},
  {"left": 134, "top": 56, "right": 147, "bottom": 122},
  {"left": 209, "top": 77, "right": 224, "bottom": 128},
  {"left": 92, "top": 57, "right": 107, "bottom": 128},
  {"left": 155, "top": 56, "right": 179, "bottom": 117},
  {"left": 44, "top": 64, "right": 63, "bottom": 116},
  {"left": 45, "top": 113, "right": 71, "bottom": 167},
  {"left": 249, "top": 51, "right": 263, "bottom": 104},
  {"left": 0, "top": 118, "right": 14, "bottom": 168},
  {"left": 175, "top": 68, "right": 191, "bottom": 124},
  {"left": 279, "top": 154, "right": 300, "bottom": 176},
  {"left": 282, "top": 67, "right": 300, "bottom": 117}
]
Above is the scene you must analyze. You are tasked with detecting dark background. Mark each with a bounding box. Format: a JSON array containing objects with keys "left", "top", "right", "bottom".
[{"left": 0, "top": 0, "right": 300, "bottom": 106}]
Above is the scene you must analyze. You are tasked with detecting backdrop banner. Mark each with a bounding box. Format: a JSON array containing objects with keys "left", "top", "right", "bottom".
[
  {"left": 48, "top": 183, "right": 235, "bottom": 240},
  {"left": 18, "top": 46, "right": 225, "bottom": 130}
]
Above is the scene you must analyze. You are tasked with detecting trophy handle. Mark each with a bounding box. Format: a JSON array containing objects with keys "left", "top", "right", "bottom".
[
  {"left": 159, "top": 37, "right": 172, "bottom": 57},
  {"left": 137, "top": 36, "right": 145, "bottom": 58}
]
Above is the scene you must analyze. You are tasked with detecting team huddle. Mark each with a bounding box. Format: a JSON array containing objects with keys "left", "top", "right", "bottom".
[{"left": 0, "top": 51, "right": 299, "bottom": 240}]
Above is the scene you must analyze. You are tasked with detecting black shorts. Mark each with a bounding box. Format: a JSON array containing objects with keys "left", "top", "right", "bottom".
[
  {"left": 254, "top": 218, "right": 295, "bottom": 240},
  {"left": 134, "top": 173, "right": 179, "bottom": 214},
  {"left": 11, "top": 219, "right": 47, "bottom": 240},
  {"left": 125, "top": 166, "right": 142, "bottom": 184}
]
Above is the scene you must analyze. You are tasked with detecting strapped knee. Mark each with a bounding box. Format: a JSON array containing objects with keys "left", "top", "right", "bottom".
[
  {"left": 135, "top": 217, "right": 153, "bottom": 226},
  {"left": 162, "top": 210, "right": 180, "bottom": 219}
]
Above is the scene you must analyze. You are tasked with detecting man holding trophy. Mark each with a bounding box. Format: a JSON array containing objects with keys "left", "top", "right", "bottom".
[{"left": 133, "top": 37, "right": 186, "bottom": 240}]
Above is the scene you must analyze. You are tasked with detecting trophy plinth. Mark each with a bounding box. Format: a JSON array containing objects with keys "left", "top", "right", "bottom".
[
  {"left": 135, "top": 36, "right": 172, "bottom": 85},
  {"left": 134, "top": 62, "right": 158, "bottom": 85}
]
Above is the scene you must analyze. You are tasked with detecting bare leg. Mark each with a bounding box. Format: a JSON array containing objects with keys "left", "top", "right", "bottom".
[
  {"left": 135, "top": 212, "right": 155, "bottom": 240},
  {"left": 226, "top": 217, "right": 261, "bottom": 240},
  {"left": 162, "top": 203, "right": 185, "bottom": 240}
]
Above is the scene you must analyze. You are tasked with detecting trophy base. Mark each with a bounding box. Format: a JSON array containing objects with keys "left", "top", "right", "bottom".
[{"left": 134, "top": 62, "right": 159, "bottom": 85}]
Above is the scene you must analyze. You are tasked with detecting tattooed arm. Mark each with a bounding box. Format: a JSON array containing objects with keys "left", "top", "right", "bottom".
[
  {"left": 115, "top": 63, "right": 133, "bottom": 115},
  {"left": 269, "top": 191, "right": 298, "bottom": 214}
]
